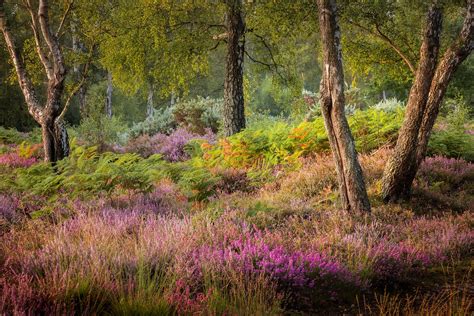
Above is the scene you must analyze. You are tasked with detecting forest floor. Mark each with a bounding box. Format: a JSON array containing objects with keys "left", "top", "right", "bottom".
[{"left": 0, "top": 142, "right": 473, "bottom": 314}]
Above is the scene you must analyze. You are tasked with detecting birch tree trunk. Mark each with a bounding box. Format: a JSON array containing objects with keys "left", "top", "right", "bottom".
[
  {"left": 382, "top": 2, "right": 473, "bottom": 202},
  {"left": 381, "top": 6, "right": 442, "bottom": 202},
  {"left": 223, "top": 0, "right": 245, "bottom": 137},
  {"left": 416, "top": 1, "right": 473, "bottom": 165},
  {"left": 0, "top": 0, "right": 69, "bottom": 162},
  {"left": 72, "top": 19, "right": 87, "bottom": 115},
  {"left": 146, "top": 83, "right": 154, "bottom": 118},
  {"left": 317, "top": 0, "right": 371, "bottom": 213},
  {"left": 105, "top": 71, "right": 113, "bottom": 118}
]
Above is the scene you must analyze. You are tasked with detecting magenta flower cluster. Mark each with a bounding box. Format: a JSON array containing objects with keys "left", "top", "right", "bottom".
[
  {"left": 0, "top": 152, "right": 37, "bottom": 168},
  {"left": 190, "top": 233, "right": 360, "bottom": 290},
  {"left": 0, "top": 194, "right": 20, "bottom": 224},
  {"left": 125, "top": 128, "right": 215, "bottom": 161},
  {"left": 150, "top": 128, "right": 215, "bottom": 162},
  {"left": 369, "top": 242, "right": 444, "bottom": 281},
  {"left": 167, "top": 279, "right": 213, "bottom": 314},
  {"left": 419, "top": 156, "right": 474, "bottom": 185}
]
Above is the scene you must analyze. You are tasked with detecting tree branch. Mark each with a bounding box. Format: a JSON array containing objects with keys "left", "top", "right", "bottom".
[
  {"left": 55, "top": 0, "right": 74, "bottom": 39},
  {"left": 250, "top": 33, "right": 286, "bottom": 81},
  {"left": 38, "top": 0, "right": 66, "bottom": 79},
  {"left": 347, "top": 19, "right": 416, "bottom": 74},
  {"left": 59, "top": 43, "right": 95, "bottom": 120},
  {"left": 0, "top": 0, "right": 42, "bottom": 122},
  {"left": 25, "top": 0, "right": 53, "bottom": 79}
]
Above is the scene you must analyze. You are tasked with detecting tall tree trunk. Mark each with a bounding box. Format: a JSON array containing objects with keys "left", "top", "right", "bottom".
[
  {"left": 0, "top": 0, "right": 70, "bottom": 163},
  {"left": 41, "top": 118, "right": 69, "bottom": 162},
  {"left": 105, "top": 71, "right": 113, "bottom": 118},
  {"left": 147, "top": 83, "right": 154, "bottom": 118},
  {"left": 381, "top": 6, "right": 442, "bottom": 202},
  {"left": 223, "top": 0, "right": 245, "bottom": 137},
  {"left": 382, "top": 2, "right": 473, "bottom": 202},
  {"left": 317, "top": 0, "right": 371, "bottom": 213},
  {"left": 416, "top": 1, "right": 473, "bottom": 165}
]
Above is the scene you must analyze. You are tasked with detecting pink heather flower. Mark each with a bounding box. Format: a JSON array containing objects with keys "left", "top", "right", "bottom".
[
  {"left": 0, "top": 194, "right": 20, "bottom": 223},
  {"left": 188, "top": 233, "right": 360, "bottom": 291},
  {"left": 125, "top": 128, "right": 216, "bottom": 161},
  {"left": 419, "top": 156, "right": 474, "bottom": 185},
  {"left": 0, "top": 152, "right": 37, "bottom": 168}
]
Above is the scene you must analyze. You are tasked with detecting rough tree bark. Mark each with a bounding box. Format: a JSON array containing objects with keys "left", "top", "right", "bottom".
[
  {"left": 382, "top": 2, "right": 473, "bottom": 202},
  {"left": 316, "top": 0, "right": 371, "bottom": 212},
  {"left": 105, "top": 71, "right": 113, "bottom": 118},
  {"left": 0, "top": 0, "right": 70, "bottom": 162},
  {"left": 223, "top": 0, "right": 245, "bottom": 137},
  {"left": 416, "top": 1, "right": 473, "bottom": 165}
]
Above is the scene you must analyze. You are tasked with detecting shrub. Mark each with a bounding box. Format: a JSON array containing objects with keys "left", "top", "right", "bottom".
[
  {"left": 214, "top": 168, "right": 254, "bottom": 194},
  {"left": 13, "top": 145, "right": 167, "bottom": 198},
  {"left": 372, "top": 98, "right": 405, "bottom": 112},
  {"left": 125, "top": 128, "right": 216, "bottom": 161},
  {"left": 173, "top": 97, "right": 222, "bottom": 134},
  {"left": 428, "top": 102, "right": 474, "bottom": 161},
  {"left": 128, "top": 106, "right": 176, "bottom": 138},
  {"left": 0, "top": 151, "right": 38, "bottom": 168},
  {"left": 0, "top": 194, "right": 21, "bottom": 225},
  {"left": 202, "top": 108, "right": 404, "bottom": 170},
  {"left": 77, "top": 115, "right": 128, "bottom": 150},
  {"left": 0, "top": 127, "right": 27, "bottom": 144},
  {"left": 418, "top": 156, "right": 474, "bottom": 188},
  {"left": 152, "top": 128, "right": 215, "bottom": 162}
]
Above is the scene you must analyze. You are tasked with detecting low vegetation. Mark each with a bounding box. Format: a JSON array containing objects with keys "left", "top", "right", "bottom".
[{"left": 1, "top": 103, "right": 472, "bottom": 314}]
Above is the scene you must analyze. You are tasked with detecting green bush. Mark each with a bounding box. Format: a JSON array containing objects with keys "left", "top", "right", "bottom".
[
  {"left": 76, "top": 115, "right": 128, "bottom": 150},
  {"left": 0, "top": 126, "right": 27, "bottom": 144},
  {"left": 428, "top": 104, "right": 474, "bottom": 161},
  {"left": 162, "top": 159, "right": 220, "bottom": 202},
  {"left": 173, "top": 96, "right": 222, "bottom": 134},
  {"left": 13, "top": 144, "right": 167, "bottom": 198},
  {"left": 127, "top": 97, "right": 222, "bottom": 138},
  {"left": 128, "top": 106, "right": 176, "bottom": 138},
  {"left": 202, "top": 108, "right": 405, "bottom": 169}
]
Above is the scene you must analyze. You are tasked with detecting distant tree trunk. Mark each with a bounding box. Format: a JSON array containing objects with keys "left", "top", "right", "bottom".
[
  {"left": 78, "top": 85, "right": 87, "bottom": 115},
  {"left": 382, "top": 2, "right": 473, "bottom": 202},
  {"left": 317, "top": 0, "right": 371, "bottom": 213},
  {"left": 105, "top": 71, "right": 113, "bottom": 118},
  {"left": 146, "top": 83, "right": 154, "bottom": 118},
  {"left": 170, "top": 91, "right": 176, "bottom": 106},
  {"left": 223, "top": 0, "right": 245, "bottom": 137},
  {"left": 0, "top": 0, "right": 69, "bottom": 162},
  {"left": 71, "top": 18, "right": 87, "bottom": 115}
]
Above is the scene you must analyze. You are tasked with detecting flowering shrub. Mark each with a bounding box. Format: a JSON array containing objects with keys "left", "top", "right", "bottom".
[
  {"left": 214, "top": 168, "right": 254, "bottom": 194},
  {"left": 1, "top": 133, "right": 474, "bottom": 314},
  {"left": 418, "top": 156, "right": 474, "bottom": 187},
  {"left": 125, "top": 128, "right": 216, "bottom": 161},
  {"left": 369, "top": 242, "right": 443, "bottom": 283},
  {"left": 166, "top": 279, "right": 212, "bottom": 314},
  {"left": 0, "top": 194, "right": 20, "bottom": 226},
  {"left": 0, "top": 151, "right": 37, "bottom": 168},
  {"left": 193, "top": 238, "right": 360, "bottom": 291},
  {"left": 151, "top": 128, "right": 215, "bottom": 162}
]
